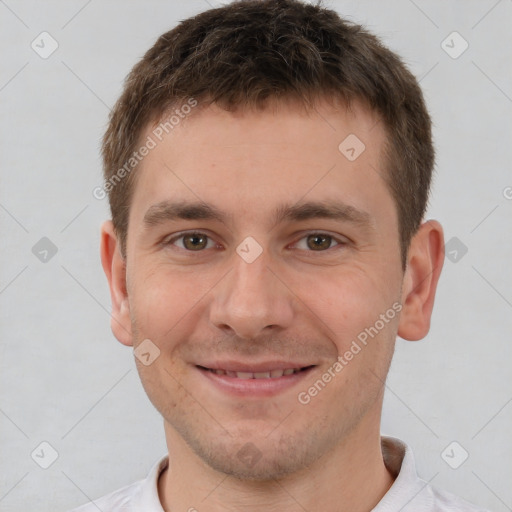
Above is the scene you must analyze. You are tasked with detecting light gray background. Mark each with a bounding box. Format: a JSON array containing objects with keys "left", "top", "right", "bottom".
[{"left": 1, "top": 1, "right": 511, "bottom": 511}]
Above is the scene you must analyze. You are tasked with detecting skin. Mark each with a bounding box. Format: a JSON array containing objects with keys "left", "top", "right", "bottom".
[{"left": 101, "top": 98, "right": 444, "bottom": 512}]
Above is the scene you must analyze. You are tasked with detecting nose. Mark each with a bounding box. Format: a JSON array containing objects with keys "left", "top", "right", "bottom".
[{"left": 209, "top": 249, "right": 295, "bottom": 340}]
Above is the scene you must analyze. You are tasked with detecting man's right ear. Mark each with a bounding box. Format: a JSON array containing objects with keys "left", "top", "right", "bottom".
[{"left": 100, "top": 221, "right": 133, "bottom": 346}]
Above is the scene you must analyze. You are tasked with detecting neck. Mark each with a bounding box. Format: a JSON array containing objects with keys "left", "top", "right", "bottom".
[{"left": 158, "top": 412, "right": 394, "bottom": 512}]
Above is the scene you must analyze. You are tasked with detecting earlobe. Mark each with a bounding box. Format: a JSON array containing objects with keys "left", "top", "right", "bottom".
[
  {"left": 397, "top": 220, "right": 444, "bottom": 341},
  {"left": 100, "top": 221, "right": 133, "bottom": 346}
]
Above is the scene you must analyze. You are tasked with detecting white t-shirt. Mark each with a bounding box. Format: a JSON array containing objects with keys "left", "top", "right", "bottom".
[{"left": 68, "top": 437, "right": 490, "bottom": 511}]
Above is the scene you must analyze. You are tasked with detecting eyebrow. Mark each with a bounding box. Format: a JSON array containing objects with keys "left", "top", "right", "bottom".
[{"left": 143, "top": 199, "right": 375, "bottom": 231}]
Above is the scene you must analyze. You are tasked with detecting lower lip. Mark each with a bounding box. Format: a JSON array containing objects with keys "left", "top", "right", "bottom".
[{"left": 196, "top": 366, "right": 316, "bottom": 397}]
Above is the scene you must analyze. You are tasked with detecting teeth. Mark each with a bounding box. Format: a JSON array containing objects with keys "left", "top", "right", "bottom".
[
  {"left": 254, "top": 371, "right": 271, "bottom": 379},
  {"left": 210, "top": 368, "right": 302, "bottom": 378}
]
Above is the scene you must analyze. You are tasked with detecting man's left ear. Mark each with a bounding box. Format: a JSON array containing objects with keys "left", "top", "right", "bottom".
[{"left": 398, "top": 220, "right": 444, "bottom": 341}]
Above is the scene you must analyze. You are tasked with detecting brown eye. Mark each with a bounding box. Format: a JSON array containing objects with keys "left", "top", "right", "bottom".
[
  {"left": 306, "top": 234, "right": 334, "bottom": 251},
  {"left": 182, "top": 233, "right": 209, "bottom": 251}
]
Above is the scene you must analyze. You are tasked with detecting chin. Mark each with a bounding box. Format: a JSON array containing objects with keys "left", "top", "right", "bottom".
[
  {"left": 174, "top": 419, "right": 336, "bottom": 481},
  {"left": 193, "top": 440, "right": 309, "bottom": 481}
]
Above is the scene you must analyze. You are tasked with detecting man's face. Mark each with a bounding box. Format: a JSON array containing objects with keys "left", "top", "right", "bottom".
[{"left": 120, "top": 99, "right": 405, "bottom": 478}]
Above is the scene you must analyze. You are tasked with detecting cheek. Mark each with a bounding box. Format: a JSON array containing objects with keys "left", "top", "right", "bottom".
[
  {"left": 130, "top": 265, "right": 208, "bottom": 344},
  {"left": 300, "top": 265, "right": 398, "bottom": 350},
  {"left": 135, "top": 355, "right": 193, "bottom": 426}
]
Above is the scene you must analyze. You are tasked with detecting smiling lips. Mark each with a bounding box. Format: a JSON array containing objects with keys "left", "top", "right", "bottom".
[
  {"left": 195, "top": 361, "right": 317, "bottom": 396},
  {"left": 202, "top": 367, "right": 309, "bottom": 379}
]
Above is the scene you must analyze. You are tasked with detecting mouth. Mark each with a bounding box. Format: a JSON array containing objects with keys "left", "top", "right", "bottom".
[
  {"left": 195, "top": 363, "right": 317, "bottom": 397},
  {"left": 197, "top": 366, "right": 313, "bottom": 379}
]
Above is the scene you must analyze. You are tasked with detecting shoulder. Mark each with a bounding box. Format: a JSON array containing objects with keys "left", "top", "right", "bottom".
[
  {"left": 425, "top": 483, "right": 492, "bottom": 512},
  {"left": 66, "top": 456, "right": 168, "bottom": 512},
  {"left": 66, "top": 479, "right": 142, "bottom": 512},
  {"left": 379, "top": 437, "right": 491, "bottom": 512}
]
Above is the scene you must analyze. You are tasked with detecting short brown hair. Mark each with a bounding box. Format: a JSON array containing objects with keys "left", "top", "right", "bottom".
[{"left": 102, "top": 0, "right": 434, "bottom": 269}]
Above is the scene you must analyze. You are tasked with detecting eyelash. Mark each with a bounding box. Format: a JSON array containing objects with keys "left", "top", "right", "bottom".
[{"left": 163, "top": 231, "right": 347, "bottom": 254}]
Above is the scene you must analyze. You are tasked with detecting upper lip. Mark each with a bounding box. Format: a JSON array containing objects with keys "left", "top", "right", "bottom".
[{"left": 196, "top": 361, "right": 316, "bottom": 372}]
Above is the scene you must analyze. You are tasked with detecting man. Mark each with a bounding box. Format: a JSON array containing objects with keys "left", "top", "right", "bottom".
[{"left": 71, "top": 0, "right": 489, "bottom": 510}]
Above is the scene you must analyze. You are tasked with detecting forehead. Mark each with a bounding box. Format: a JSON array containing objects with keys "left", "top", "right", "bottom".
[
  {"left": 129, "top": 98, "right": 395, "bottom": 232},
  {"left": 148, "top": 97, "right": 383, "bottom": 157}
]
